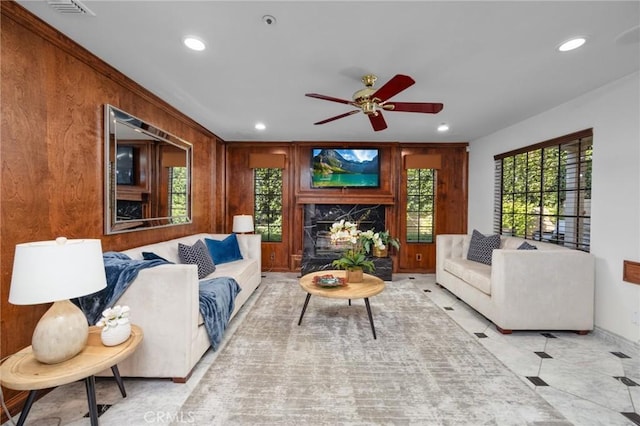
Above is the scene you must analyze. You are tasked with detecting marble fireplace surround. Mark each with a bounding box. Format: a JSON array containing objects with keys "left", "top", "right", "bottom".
[{"left": 301, "top": 204, "right": 392, "bottom": 279}]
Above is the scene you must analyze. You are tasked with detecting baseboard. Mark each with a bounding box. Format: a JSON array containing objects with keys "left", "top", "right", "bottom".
[{"left": 593, "top": 326, "right": 640, "bottom": 353}]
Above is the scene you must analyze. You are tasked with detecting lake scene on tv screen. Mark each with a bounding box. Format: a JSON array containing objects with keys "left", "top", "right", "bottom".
[{"left": 311, "top": 148, "right": 379, "bottom": 188}]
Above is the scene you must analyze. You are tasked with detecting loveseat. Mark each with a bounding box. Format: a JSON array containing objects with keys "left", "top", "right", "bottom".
[
  {"left": 436, "top": 233, "right": 594, "bottom": 333},
  {"left": 102, "top": 233, "right": 261, "bottom": 382}
]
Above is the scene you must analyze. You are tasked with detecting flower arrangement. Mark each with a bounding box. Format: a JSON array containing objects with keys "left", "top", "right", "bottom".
[
  {"left": 329, "top": 220, "right": 360, "bottom": 244},
  {"left": 329, "top": 220, "right": 375, "bottom": 273},
  {"left": 378, "top": 230, "right": 401, "bottom": 251},
  {"left": 359, "top": 229, "right": 387, "bottom": 254},
  {"left": 96, "top": 305, "right": 130, "bottom": 331}
]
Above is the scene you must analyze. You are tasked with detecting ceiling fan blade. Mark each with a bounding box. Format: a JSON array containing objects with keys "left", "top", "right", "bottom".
[
  {"left": 305, "top": 93, "right": 354, "bottom": 105},
  {"left": 313, "top": 110, "right": 360, "bottom": 125},
  {"left": 371, "top": 74, "right": 415, "bottom": 102},
  {"left": 368, "top": 112, "right": 387, "bottom": 132},
  {"left": 385, "top": 102, "right": 444, "bottom": 114}
]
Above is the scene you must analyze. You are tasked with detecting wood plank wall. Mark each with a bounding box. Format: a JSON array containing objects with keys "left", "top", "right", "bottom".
[
  {"left": 1, "top": 2, "right": 221, "bottom": 416},
  {"left": 225, "top": 142, "right": 468, "bottom": 273}
]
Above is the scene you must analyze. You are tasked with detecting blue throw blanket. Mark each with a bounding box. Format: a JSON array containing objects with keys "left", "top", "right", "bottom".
[
  {"left": 74, "top": 252, "right": 170, "bottom": 325},
  {"left": 199, "top": 277, "right": 241, "bottom": 351}
]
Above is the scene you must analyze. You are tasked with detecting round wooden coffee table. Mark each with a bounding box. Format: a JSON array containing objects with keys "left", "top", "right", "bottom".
[
  {"left": 1, "top": 325, "right": 143, "bottom": 426},
  {"left": 298, "top": 270, "right": 385, "bottom": 339}
]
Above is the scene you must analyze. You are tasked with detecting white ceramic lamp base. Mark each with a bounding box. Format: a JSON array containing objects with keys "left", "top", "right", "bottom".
[{"left": 32, "top": 299, "right": 89, "bottom": 364}]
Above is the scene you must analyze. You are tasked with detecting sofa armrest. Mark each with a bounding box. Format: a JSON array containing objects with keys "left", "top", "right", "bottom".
[
  {"left": 236, "top": 234, "right": 262, "bottom": 272},
  {"left": 436, "top": 234, "right": 470, "bottom": 278},
  {"left": 114, "top": 263, "right": 201, "bottom": 377},
  {"left": 491, "top": 249, "right": 595, "bottom": 328}
]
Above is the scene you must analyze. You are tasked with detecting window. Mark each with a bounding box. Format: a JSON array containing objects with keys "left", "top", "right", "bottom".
[
  {"left": 254, "top": 168, "right": 283, "bottom": 242},
  {"left": 168, "top": 167, "right": 189, "bottom": 224},
  {"left": 406, "top": 168, "right": 435, "bottom": 243},
  {"left": 494, "top": 129, "right": 592, "bottom": 251}
]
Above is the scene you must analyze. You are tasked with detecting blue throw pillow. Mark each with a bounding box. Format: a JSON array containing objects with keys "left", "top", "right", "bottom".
[
  {"left": 142, "top": 251, "right": 172, "bottom": 262},
  {"left": 205, "top": 234, "right": 243, "bottom": 265},
  {"left": 467, "top": 229, "right": 501, "bottom": 265},
  {"left": 517, "top": 241, "right": 538, "bottom": 250}
]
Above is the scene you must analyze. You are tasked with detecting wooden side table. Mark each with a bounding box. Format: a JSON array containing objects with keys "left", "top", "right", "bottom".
[
  {"left": 298, "top": 270, "right": 385, "bottom": 339},
  {"left": 0, "top": 324, "right": 143, "bottom": 426}
]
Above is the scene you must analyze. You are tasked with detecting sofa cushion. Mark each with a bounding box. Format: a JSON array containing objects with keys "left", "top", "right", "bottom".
[
  {"left": 462, "top": 267, "right": 492, "bottom": 296},
  {"left": 443, "top": 257, "right": 471, "bottom": 278},
  {"left": 517, "top": 241, "right": 538, "bottom": 250},
  {"left": 205, "top": 234, "right": 243, "bottom": 265},
  {"left": 467, "top": 229, "right": 501, "bottom": 265},
  {"left": 443, "top": 258, "right": 492, "bottom": 295},
  {"left": 178, "top": 240, "right": 216, "bottom": 279}
]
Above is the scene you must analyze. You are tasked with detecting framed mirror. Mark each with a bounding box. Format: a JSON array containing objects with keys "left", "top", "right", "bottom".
[{"left": 104, "top": 105, "right": 192, "bottom": 234}]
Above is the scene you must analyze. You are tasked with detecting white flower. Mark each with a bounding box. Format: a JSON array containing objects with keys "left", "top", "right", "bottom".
[
  {"left": 330, "top": 220, "right": 360, "bottom": 243},
  {"left": 96, "top": 305, "right": 130, "bottom": 330}
]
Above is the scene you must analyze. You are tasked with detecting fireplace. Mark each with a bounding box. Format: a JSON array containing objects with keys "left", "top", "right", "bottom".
[
  {"left": 303, "top": 204, "right": 385, "bottom": 254},
  {"left": 116, "top": 200, "right": 143, "bottom": 220},
  {"left": 301, "top": 204, "right": 392, "bottom": 280}
]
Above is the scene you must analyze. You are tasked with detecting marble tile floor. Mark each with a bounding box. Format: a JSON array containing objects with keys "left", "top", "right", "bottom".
[
  {"left": 405, "top": 273, "right": 640, "bottom": 426},
  {"left": 2, "top": 272, "right": 639, "bottom": 425}
]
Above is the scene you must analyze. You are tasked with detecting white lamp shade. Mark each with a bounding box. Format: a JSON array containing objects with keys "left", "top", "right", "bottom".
[
  {"left": 9, "top": 237, "right": 107, "bottom": 305},
  {"left": 232, "top": 215, "right": 254, "bottom": 233}
]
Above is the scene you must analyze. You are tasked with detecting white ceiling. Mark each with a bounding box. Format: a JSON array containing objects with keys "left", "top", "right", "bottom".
[{"left": 16, "top": 1, "right": 640, "bottom": 143}]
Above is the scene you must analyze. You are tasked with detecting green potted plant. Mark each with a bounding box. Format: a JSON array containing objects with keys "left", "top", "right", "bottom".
[
  {"left": 332, "top": 248, "right": 375, "bottom": 282},
  {"left": 332, "top": 248, "right": 375, "bottom": 272},
  {"left": 363, "top": 230, "right": 400, "bottom": 257}
]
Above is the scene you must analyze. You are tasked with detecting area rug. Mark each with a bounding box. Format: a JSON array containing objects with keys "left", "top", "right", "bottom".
[{"left": 177, "top": 274, "right": 569, "bottom": 425}]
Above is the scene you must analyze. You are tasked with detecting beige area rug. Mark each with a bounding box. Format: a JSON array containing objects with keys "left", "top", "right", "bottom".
[{"left": 177, "top": 273, "right": 569, "bottom": 425}]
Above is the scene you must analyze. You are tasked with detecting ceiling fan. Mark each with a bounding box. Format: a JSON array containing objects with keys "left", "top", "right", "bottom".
[{"left": 305, "top": 74, "right": 444, "bottom": 132}]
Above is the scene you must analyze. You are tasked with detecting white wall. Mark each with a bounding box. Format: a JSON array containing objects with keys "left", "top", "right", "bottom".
[{"left": 468, "top": 72, "right": 640, "bottom": 344}]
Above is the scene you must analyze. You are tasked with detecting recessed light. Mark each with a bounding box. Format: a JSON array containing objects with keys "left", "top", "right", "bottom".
[
  {"left": 255, "top": 122, "right": 266, "bottom": 131},
  {"left": 558, "top": 37, "right": 586, "bottom": 52},
  {"left": 262, "top": 15, "right": 276, "bottom": 26},
  {"left": 437, "top": 123, "right": 450, "bottom": 132},
  {"left": 183, "top": 36, "right": 206, "bottom": 51}
]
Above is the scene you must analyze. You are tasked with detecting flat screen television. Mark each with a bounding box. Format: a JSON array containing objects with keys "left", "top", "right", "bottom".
[
  {"left": 116, "top": 145, "right": 135, "bottom": 185},
  {"left": 311, "top": 148, "right": 380, "bottom": 188}
]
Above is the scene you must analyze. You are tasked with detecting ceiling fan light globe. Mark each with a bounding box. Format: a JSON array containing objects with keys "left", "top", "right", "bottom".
[{"left": 352, "top": 87, "right": 375, "bottom": 102}]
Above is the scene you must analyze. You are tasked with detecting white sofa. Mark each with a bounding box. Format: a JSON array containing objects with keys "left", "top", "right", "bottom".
[
  {"left": 436, "top": 233, "right": 594, "bottom": 334},
  {"left": 103, "top": 233, "right": 261, "bottom": 382}
]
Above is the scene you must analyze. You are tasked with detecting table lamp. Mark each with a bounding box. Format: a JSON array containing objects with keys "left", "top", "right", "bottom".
[
  {"left": 232, "top": 215, "right": 254, "bottom": 234},
  {"left": 9, "top": 237, "right": 107, "bottom": 364}
]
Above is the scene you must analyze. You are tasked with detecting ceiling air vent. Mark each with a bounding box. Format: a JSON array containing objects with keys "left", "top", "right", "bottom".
[{"left": 47, "top": 0, "right": 95, "bottom": 16}]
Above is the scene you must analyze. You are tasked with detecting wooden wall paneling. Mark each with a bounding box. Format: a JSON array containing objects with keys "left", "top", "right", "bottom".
[
  {"left": 437, "top": 146, "right": 468, "bottom": 234},
  {"left": 289, "top": 144, "right": 305, "bottom": 269},
  {"left": 222, "top": 141, "right": 468, "bottom": 274},
  {"left": 225, "top": 145, "right": 256, "bottom": 222},
  {"left": 225, "top": 143, "right": 293, "bottom": 271},
  {"left": 396, "top": 144, "right": 468, "bottom": 272},
  {"left": 213, "top": 139, "right": 225, "bottom": 231},
  {"left": 1, "top": 2, "right": 220, "bottom": 417},
  {"left": 1, "top": 12, "right": 63, "bottom": 414}
]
